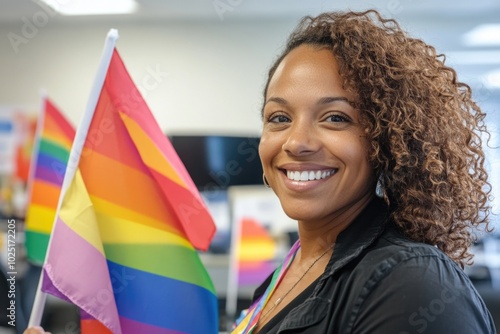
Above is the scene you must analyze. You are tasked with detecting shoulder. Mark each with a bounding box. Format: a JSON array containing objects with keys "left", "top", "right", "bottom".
[
  {"left": 343, "top": 227, "right": 496, "bottom": 333},
  {"left": 351, "top": 226, "right": 470, "bottom": 297},
  {"left": 356, "top": 223, "right": 462, "bottom": 271}
]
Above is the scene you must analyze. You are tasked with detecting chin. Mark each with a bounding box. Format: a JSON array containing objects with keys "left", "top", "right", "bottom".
[{"left": 280, "top": 205, "right": 319, "bottom": 222}]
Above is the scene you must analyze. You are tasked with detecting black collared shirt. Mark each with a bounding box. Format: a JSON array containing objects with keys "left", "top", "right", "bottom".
[{"left": 253, "top": 197, "right": 496, "bottom": 333}]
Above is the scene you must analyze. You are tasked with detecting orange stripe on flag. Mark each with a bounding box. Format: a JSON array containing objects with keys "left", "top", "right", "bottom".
[
  {"left": 30, "top": 180, "right": 61, "bottom": 208},
  {"left": 45, "top": 98, "right": 75, "bottom": 141},
  {"left": 119, "top": 112, "right": 187, "bottom": 189},
  {"left": 79, "top": 149, "right": 185, "bottom": 233},
  {"left": 83, "top": 88, "right": 148, "bottom": 172}
]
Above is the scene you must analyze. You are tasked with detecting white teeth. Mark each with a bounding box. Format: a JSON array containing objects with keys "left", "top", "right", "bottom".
[{"left": 286, "top": 169, "right": 335, "bottom": 181}]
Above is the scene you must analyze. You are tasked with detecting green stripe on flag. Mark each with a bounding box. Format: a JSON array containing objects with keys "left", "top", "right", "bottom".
[
  {"left": 39, "top": 138, "right": 70, "bottom": 163},
  {"left": 103, "top": 243, "right": 215, "bottom": 293},
  {"left": 25, "top": 230, "right": 50, "bottom": 265}
]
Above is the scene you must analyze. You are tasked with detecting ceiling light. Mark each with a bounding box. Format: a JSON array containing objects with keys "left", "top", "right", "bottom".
[
  {"left": 40, "top": 0, "right": 138, "bottom": 16},
  {"left": 463, "top": 24, "right": 500, "bottom": 47},
  {"left": 483, "top": 69, "right": 500, "bottom": 89}
]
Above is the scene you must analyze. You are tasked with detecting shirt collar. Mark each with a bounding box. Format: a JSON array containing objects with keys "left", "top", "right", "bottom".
[{"left": 322, "top": 196, "right": 390, "bottom": 277}]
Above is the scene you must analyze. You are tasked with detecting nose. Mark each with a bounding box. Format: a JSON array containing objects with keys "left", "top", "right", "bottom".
[{"left": 282, "top": 121, "right": 321, "bottom": 156}]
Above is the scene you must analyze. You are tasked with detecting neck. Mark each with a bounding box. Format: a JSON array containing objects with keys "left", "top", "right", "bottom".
[{"left": 296, "top": 194, "right": 373, "bottom": 260}]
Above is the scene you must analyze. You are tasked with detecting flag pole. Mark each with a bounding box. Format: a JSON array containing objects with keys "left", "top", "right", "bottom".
[
  {"left": 226, "top": 187, "right": 243, "bottom": 330},
  {"left": 28, "top": 28, "right": 119, "bottom": 327},
  {"left": 24, "top": 90, "right": 48, "bottom": 218}
]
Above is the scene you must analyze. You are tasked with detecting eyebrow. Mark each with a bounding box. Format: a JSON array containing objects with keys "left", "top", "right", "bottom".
[
  {"left": 317, "top": 96, "right": 354, "bottom": 106},
  {"left": 265, "top": 96, "right": 355, "bottom": 107},
  {"left": 265, "top": 97, "right": 288, "bottom": 106}
]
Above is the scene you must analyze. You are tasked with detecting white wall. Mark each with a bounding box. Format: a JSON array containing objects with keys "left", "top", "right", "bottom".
[{"left": 0, "top": 18, "right": 298, "bottom": 136}]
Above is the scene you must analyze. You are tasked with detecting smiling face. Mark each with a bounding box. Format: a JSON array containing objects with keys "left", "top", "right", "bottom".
[{"left": 259, "top": 44, "right": 376, "bottom": 227}]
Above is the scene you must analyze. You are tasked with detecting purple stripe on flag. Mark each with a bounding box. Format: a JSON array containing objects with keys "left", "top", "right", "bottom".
[
  {"left": 42, "top": 218, "right": 121, "bottom": 334},
  {"left": 238, "top": 261, "right": 276, "bottom": 286},
  {"left": 119, "top": 316, "right": 185, "bottom": 334},
  {"left": 42, "top": 269, "right": 71, "bottom": 303},
  {"left": 35, "top": 165, "right": 65, "bottom": 185}
]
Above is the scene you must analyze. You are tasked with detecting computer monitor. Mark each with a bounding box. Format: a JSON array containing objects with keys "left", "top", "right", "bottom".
[
  {"left": 168, "top": 134, "right": 263, "bottom": 191},
  {"left": 169, "top": 134, "right": 264, "bottom": 253}
]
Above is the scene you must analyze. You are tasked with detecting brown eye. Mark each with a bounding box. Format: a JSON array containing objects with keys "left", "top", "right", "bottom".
[
  {"left": 325, "top": 113, "right": 351, "bottom": 123},
  {"left": 269, "top": 114, "right": 290, "bottom": 123}
]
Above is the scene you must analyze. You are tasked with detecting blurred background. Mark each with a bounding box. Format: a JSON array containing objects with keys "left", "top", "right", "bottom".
[{"left": 0, "top": 0, "right": 500, "bottom": 333}]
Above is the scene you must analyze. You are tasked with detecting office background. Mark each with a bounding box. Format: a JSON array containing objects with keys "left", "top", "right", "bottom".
[
  {"left": 0, "top": 0, "right": 498, "bottom": 136},
  {"left": 1, "top": 0, "right": 500, "bottom": 333}
]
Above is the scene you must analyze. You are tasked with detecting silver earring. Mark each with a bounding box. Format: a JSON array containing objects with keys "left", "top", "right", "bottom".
[
  {"left": 376, "top": 175, "right": 384, "bottom": 197},
  {"left": 263, "top": 174, "right": 271, "bottom": 188}
]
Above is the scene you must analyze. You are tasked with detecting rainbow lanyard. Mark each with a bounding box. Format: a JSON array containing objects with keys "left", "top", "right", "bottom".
[{"left": 232, "top": 240, "right": 301, "bottom": 334}]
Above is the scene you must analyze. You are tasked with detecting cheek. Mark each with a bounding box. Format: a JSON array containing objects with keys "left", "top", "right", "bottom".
[
  {"left": 258, "top": 133, "right": 284, "bottom": 179},
  {"left": 341, "top": 136, "right": 372, "bottom": 172},
  {"left": 258, "top": 136, "right": 271, "bottom": 169},
  {"left": 351, "top": 142, "right": 375, "bottom": 184}
]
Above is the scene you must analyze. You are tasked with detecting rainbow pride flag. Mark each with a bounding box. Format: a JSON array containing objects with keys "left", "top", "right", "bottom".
[
  {"left": 40, "top": 31, "right": 218, "bottom": 333},
  {"left": 237, "top": 218, "right": 277, "bottom": 286},
  {"left": 24, "top": 97, "right": 75, "bottom": 265}
]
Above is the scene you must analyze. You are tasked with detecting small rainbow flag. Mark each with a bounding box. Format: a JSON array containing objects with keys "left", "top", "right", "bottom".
[
  {"left": 14, "top": 113, "right": 37, "bottom": 183},
  {"left": 237, "top": 218, "right": 277, "bottom": 286},
  {"left": 39, "top": 30, "right": 218, "bottom": 333},
  {"left": 24, "top": 97, "right": 75, "bottom": 265}
]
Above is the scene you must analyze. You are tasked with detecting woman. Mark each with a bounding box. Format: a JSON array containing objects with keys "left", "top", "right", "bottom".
[
  {"left": 25, "top": 9, "right": 495, "bottom": 334},
  {"left": 232, "top": 9, "right": 495, "bottom": 334}
]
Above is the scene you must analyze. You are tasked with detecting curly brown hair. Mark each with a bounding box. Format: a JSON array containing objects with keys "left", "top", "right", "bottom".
[{"left": 262, "top": 10, "right": 492, "bottom": 266}]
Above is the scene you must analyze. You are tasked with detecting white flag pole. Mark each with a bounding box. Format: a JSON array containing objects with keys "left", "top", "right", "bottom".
[
  {"left": 28, "top": 28, "right": 119, "bottom": 327},
  {"left": 225, "top": 187, "right": 243, "bottom": 329}
]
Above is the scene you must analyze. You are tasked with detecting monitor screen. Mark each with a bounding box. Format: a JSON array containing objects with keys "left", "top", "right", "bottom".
[{"left": 169, "top": 134, "right": 263, "bottom": 191}]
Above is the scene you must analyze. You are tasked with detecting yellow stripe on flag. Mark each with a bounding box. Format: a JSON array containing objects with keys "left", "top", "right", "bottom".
[
  {"left": 59, "top": 170, "right": 105, "bottom": 254},
  {"left": 239, "top": 241, "right": 276, "bottom": 261},
  {"left": 44, "top": 132, "right": 73, "bottom": 150},
  {"left": 25, "top": 204, "right": 55, "bottom": 234},
  {"left": 95, "top": 210, "right": 193, "bottom": 249},
  {"left": 89, "top": 195, "right": 183, "bottom": 238}
]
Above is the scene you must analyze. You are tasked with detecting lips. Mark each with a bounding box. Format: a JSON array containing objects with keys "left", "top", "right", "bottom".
[{"left": 286, "top": 169, "right": 336, "bottom": 181}]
